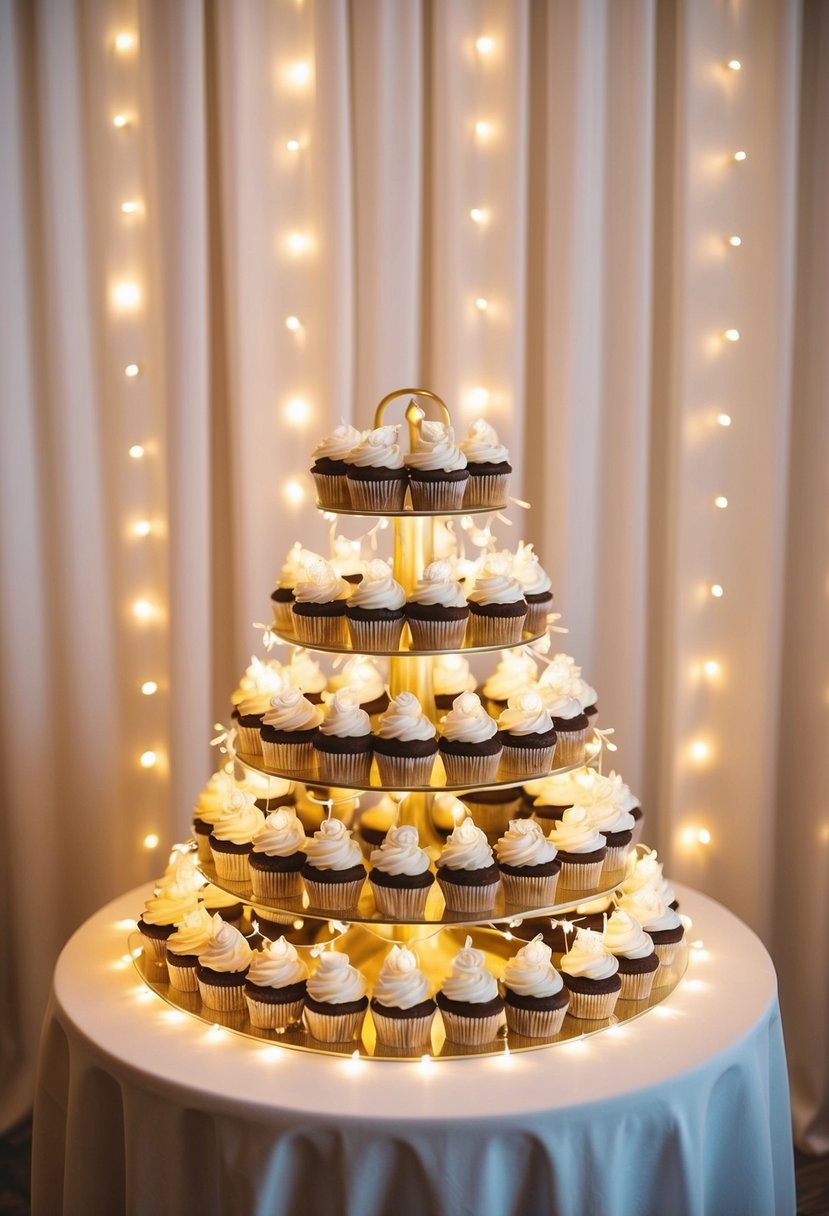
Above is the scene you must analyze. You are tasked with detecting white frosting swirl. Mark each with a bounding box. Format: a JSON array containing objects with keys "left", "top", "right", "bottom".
[
  {"left": 433, "top": 654, "right": 476, "bottom": 697},
  {"left": 312, "top": 422, "right": 362, "bottom": 463},
  {"left": 370, "top": 824, "right": 431, "bottom": 876},
  {"left": 304, "top": 817, "right": 364, "bottom": 871},
  {"left": 346, "top": 425, "right": 404, "bottom": 470},
  {"left": 405, "top": 421, "right": 467, "bottom": 473},
  {"left": 262, "top": 688, "right": 324, "bottom": 732},
  {"left": 512, "top": 542, "right": 553, "bottom": 596},
  {"left": 586, "top": 798, "right": 635, "bottom": 835},
  {"left": 247, "top": 937, "right": 309, "bottom": 988},
  {"left": 467, "top": 557, "right": 525, "bottom": 606},
  {"left": 285, "top": 650, "right": 327, "bottom": 696},
  {"left": 546, "top": 806, "right": 604, "bottom": 854},
  {"left": 607, "top": 771, "right": 640, "bottom": 813},
  {"left": 502, "top": 935, "right": 564, "bottom": 998},
  {"left": 495, "top": 819, "right": 558, "bottom": 867},
  {"left": 166, "top": 907, "right": 215, "bottom": 956},
  {"left": 142, "top": 882, "right": 200, "bottom": 927},
  {"left": 572, "top": 673, "right": 598, "bottom": 709},
  {"left": 436, "top": 818, "right": 494, "bottom": 872},
  {"left": 440, "top": 692, "right": 498, "bottom": 744},
  {"left": 617, "top": 886, "right": 682, "bottom": 933},
  {"left": 210, "top": 790, "right": 264, "bottom": 845},
  {"left": 330, "top": 534, "right": 365, "bottom": 579},
  {"left": 330, "top": 655, "right": 387, "bottom": 705},
  {"left": 159, "top": 850, "right": 204, "bottom": 892},
  {"left": 200, "top": 882, "right": 243, "bottom": 911},
  {"left": 319, "top": 688, "right": 372, "bottom": 738},
  {"left": 431, "top": 793, "right": 469, "bottom": 830},
  {"left": 538, "top": 653, "right": 581, "bottom": 698},
  {"left": 498, "top": 690, "right": 554, "bottom": 737},
  {"left": 460, "top": 419, "right": 509, "bottom": 465},
  {"left": 482, "top": 650, "right": 538, "bottom": 702},
  {"left": 408, "top": 560, "right": 468, "bottom": 608},
  {"left": 307, "top": 951, "right": 366, "bottom": 1004},
  {"left": 376, "top": 692, "right": 436, "bottom": 743},
  {"left": 252, "top": 807, "right": 307, "bottom": 856},
  {"left": 346, "top": 559, "right": 405, "bottom": 611},
  {"left": 560, "top": 928, "right": 619, "bottom": 981},
  {"left": 373, "top": 945, "right": 432, "bottom": 1009},
  {"left": 602, "top": 910, "right": 655, "bottom": 960},
  {"left": 441, "top": 936, "right": 499, "bottom": 1004},
  {"left": 620, "top": 849, "right": 676, "bottom": 907},
  {"left": 293, "top": 557, "right": 350, "bottom": 605},
  {"left": 197, "top": 914, "right": 252, "bottom": 973},
  {"left": 530, "top": 768, "right": 599, "bottom": 809},
  {"left": 278, "top": 544, "right": 319, "bottom": 589},
  {"left": 542, "top": 694, "right": 584, "bottom": 721},
  {"left": 231, "top": 657, "right": 286, "bottom": 707},
  {"left": 193, "top": 767, "right": 236, "bottom": 821}
]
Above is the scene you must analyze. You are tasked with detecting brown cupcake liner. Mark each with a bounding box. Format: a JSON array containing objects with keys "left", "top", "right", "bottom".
[
  {"left": 565, "top": 987, "right": 620, "bottom": 1020},
  {"left": 554, "top": 728, "right": 590, "bottom": 766},
  {"left": 618, "top": 968, "right": 657, "bottom": 1001},
  {"left": 500, "top": 871, "right": 560, "bottom": 908},
  {"left": 315, "top": 749, "right": 373, "bottom": 786},
  {"left": 347, "top": 477, "right": 407, "bottom": 513},
  {"left": 249, "top": 864, "right": 304, "bottom": 901},
  {"left": 466, "top": 611, "right": 527, "bottom": 648},
  {"left": 271, "top": 599, "right": 295, "bottom": 634},
  {"left": 370, "top": 882, "right": 431, "bottom": 919},
  {"left": 375, "top": 753, "right": 436, "bottom": 788},
  {"left": 407, "top": 478, "right": 468, "bottom": 512},
  {"left": 525, "top": 602, "right": 553, "bottom": 636},
  {"left": 558, "top": 858, "right": 604, "bottom": 890},
  {"left": 654, "top": 942, "right": 680, "bottom": 968},
  {"left": 166, "top": 960, "right": 199, "bottom": 993},
  {"left": 312, "top": 471, "right": 351, "bottom": 512},
  {"left": 244, "top": 994, "right": 305, "bottom": 1030},
  {"left": 462, "top": 473, "right": 510, "bottom": 509},
  {"left": 197, "top": 978, "right": 247, "bottom": 1012},
  {"left": 437, "top": 874, "right": 500, "bottom": 914},
  {"left": 291, "top": 612, "right": 348, "bottom": 649},
  {"left": 371, "top": 1009, "right": 435, "bottom": 1050},
  {"left": 346, "top": 616, "right": 405, "bottom": 653},
  {"left": 505, "top": 1002, "right": 568, "bottom": 1038},
  {"left": 235, "top": 723, "right": 264, "bottom": 756},
  {"left": 439, "top": 1008, "right": 503, "bottom": 1046},
  {"left": 261, "top": 739, "right": 317, "bottom": 772},
  {"left": 499, "top": 743, "right": 556, "bottom": 780},
  {"left": 440, "top": 751, "right": 502, "bottom": 787},
  {"left": 303, "top": 876, "right": 365, "bottom": 911},
  {"left": 406, "top": 617, "right": 468, "bottom": 651},
  {"left": 210, "top": 847, "right": 252, "bottom": 882},
  {"left": 304, "top": 1006, "right": 366, "bottom": 1043}
]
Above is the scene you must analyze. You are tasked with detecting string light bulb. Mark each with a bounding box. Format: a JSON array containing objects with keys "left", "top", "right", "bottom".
[
  {"left": 113, "top": 113, "right": 131, "bottom": 129},
  {"left": 475, "top": 36, "right": 494, "bottom": 53},
  {"left": 287, "top": 61, "right": 312, "bottom": 88},
  {"left": 114, "top": 32, "right": 137, "bottom": 53},
  {"left": 284, "top": 479, "right": 306, "bottom": 506},
  {"left": 723, "top": 328, "right": 740, "bottom": 342},
  {"left": 733, "top": 149, "right": 747, "bottom": 162},
  {"left": 133, "top": 519, "right": 152, "bottom": 536},
  {"left": 726, "top": 59, "right": 742, "bottom": 71},
  {"left": 468, "top": 386, "right": 490, "bottom": 411},
  {"left": 469, "top": 207, "right": 487, "bottom": 224},
  {"left": 121, "top": 201, "right": 140, "bottom": 215},
  {"left": 286, "top": 232, "right": 311, "bottom": 256},
  {"left": 124, "top": 363, "right": 140, "bottom": 377},
  {"left": 285, "top": 315, "right": 301, "bottom": 332},
  {"left": 133, "top": 599, "right": 156, "bottom": 620},
  {"left": 284, "top": 398, "right": 311, "bottom": 427},
  {"left": 475, "top": 297, "right": 489, "bottom": 311},
  {"left": 710, "top": 583, "right": 724, "bottom": 598},
  {"left": 141, "top": 681, "right": 158, "bottom": 696},
  {"left": 286, "top": 139, "right": 300, "bottom": 153},
  {"left": 717, "top": 413, "right": 732, "bottom": 427},
  {"left": 143, "top": 833, "right": 159, "bottom": 849},
  {"left": 697, "top": 828, "right": 712, "bottom": 845},
  {"left": 139, "top": 750, "right": 157, "bottom": 768},
  {"left": 474, "top": 121, "right": 492, "bottom": 140},
  {"left": 727, "top": 235, "right": 742, "bottom": 247},
  {"left": 112, "top": 281, "right": 141, "bottom": 310},
  {"left": 714, "top": 496, "right": 728, "bottom": 509},
  {"left": 703, "top": 660, "right": 720, "bottom": 679},
  {"left": 690, "top": 740, "right": 710, "bottom": 763},
  {"left": 128, "top": 444, "right": 144, "bottom": 459}
]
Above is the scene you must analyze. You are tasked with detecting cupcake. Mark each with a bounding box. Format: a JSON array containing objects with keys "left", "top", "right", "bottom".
[
  {"left": 328, "top": 655, "right": 390, "bottom": 722},
  {"left": 583, "top": 779, "right": 635, "bottom": 871},
  {"left": 501, "top": 934, "right": 569, "bottom": 1037},
  {"left": 137, "top": 880, "right": 201, "bottom": 963},
  {"left": 155, "top": 847, "right": 201, "bottom": 894},
  {"left": 310, "top": 422, "right": 362, "bottom": 510},
  {"left": 430, "top": 792, "right": 469, "bottom": 836},
  {"left": 481, "top": 649, "right": 539, "bottom": 717},
  {"left": 291, "top": 558, "right": 351, "bottom": 648},
  {"left": 368, "top": 824, "right": 435, "bottom": 918},
  {"left": 244, "top": 937, "right": 309, "bottom": 1029},
  {"left": 405, "top": 560, "right": 469, "bottom": 650},
  {"left": 345, "top": 425, "right": 408, "bottom": 512},
  {"left": 234, "top": 662, "right": 288, "bottom": 756},
  {"left": 497, "top": 690, "right": 557, "bottom": 777},
  {"left": 270, "top": 545, "right": 319, "bottom": 633},
  {"left": 345, "top": 558, "right": 406, "bottom": 651},
  {"left": 192, "top": 767, "right": 236, "bottom": 862},
  {"left": 195, "top": 914, "right": 253, "bottom": 1012},
  {"left": 283, "top": 648, "right": 328, "bottom": 704},
  {"left": 559, "top": 928, "right": 621, "bottom": 1020},
  {"left": 301, "top": 817, "right": 366, "bottom": 910},
  {"left": 260, "top": 688, "right": 323, "bottom": 772},
  {"left": 494, "top": 819, "right": 561, "bottom": 907},
  {"left": 616, "top": 886, "right": 685, "bottom": 967},
  {"left": 619, "top": 848, "right": 678, "bottom": 911},
  {"left": 466, "top": 557, "right": 528, "bottom": 647},
  {"left": 165, "top": 906, "right": 215, "bottom": 993},
  {"left": 435, "top": 817, "right": 500, "bottom": 914},
  {"left": 512, "top": 542, "right": 554, "bottom": 636},
  {"left": 538, "top": 654, "right": 594, "bottom": 763},
  {"left": 208, "top": 789, "right": 265, "bottom": 882},
  {"left": 438, "top": 692, "right": 502, "bottom": 785},
  {"left": 436, "top": 936, "right": 504, "bottom": 1045},
  {"left": 460, "top": 786, "right": 525, "bottom": 836},
  {"left": 248, "top": 807, "right": 308, "bottom": 900},
  {"left": 373, "top": 692, "right": 438, "bottom": 786},
  {"left": 545, "top": 806, "right": 607, "bottom": 889},
  {"left": 358, "top": 794, "right": 399, "bottom": 845},
  {"left": 602, "top": 910, "right": 660, "bottom": 1001},
  {"left": 371, "top": 946, "right": 436, "bottom": 1050},
  {"left": 529, "top": 767, "right": 598, "bottom": 826},
  {"left": 404, "top": 420, "right": 469, "bottom": 511},
  {"left": 313, "top": 689, "right": 374, "bottom": 784},
  {"left": 459, "top": 419, "right": 512, "bottom": 507},
  {"left": 304, "top": 951, "right": 368, "bottom": 1042},
  {"left": 433, "top": 653, "right": 477, "bottom": 711},
  {"left": 607, "top": 770, "right": 644, "bottom": 846}
]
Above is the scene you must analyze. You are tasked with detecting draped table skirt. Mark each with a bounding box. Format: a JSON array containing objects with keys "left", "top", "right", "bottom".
[{"left": 32, "top": 883, "right": 795, "bottom": 1216}]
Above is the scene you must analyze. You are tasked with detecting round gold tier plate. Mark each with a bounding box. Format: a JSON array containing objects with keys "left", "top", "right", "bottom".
[
  {"left": 270, "top": 625, "right": 549, "bottom": 657},
  {"left": 131, "top": 922, "right": 688, "bottom": 1062},
  {"left": 315, "top": 501, "right": 509, "bottom": 518}
]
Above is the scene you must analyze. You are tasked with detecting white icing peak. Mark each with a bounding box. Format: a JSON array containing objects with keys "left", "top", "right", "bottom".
[
  {"left": 495, "top": 818, "right": 558, "bottom": 867},
  {"left": 248, "top": 936, "right": 308, "bottom": 989},
  {"left": 211, "top": 790, "right": 263, "bottom": 844},
  {"left": 319, "top": 688, "right": 372, "bottom": 738},
  {"left": 602, "top": 910, "right": 655, "bottom": 959},
  {"left": 198, "top": 914, "right": 253, "bottom": 973},
  {"left": 617, "top": 885, "right": 682, "bottom": 933},
  {"left": 142, "top": 882, "right": 200, "bottom": 927},
  {"left": 460, "top": 418, "right": 510, "bottom": 465},
  {"left": 405, "top": 421, "right": 467, "bottom": 473},
  {"left": 312, "top": 422, "right": 362, "bottom": 462},
  {"left": 376, "top": 692, "right": 436, "bottom": 743},
  {"left": 373, "top": 945, "right": 432, "bottom": 1010},
  {"left": 467, "top": 556, "right": 525, "bottom": 606},
  {"left": 278, "top": 544, "right": 319, "bottom": 588},
  {"left": 408, "top": 559, "right": 468, "bottom": 608},
  {"left": 262, "top": 687, "right": 323, "bottom": 732},
  {"left": 346, "top": 425, "right": 405, "bottom": 470},
  {"left": 482, "top": 649, "right": 538, "bottom": 702},
  {"left": 231, "top": 656, "right": 286, "bottom": 706},
  {"left": 433, "top": 654, "right": 477, "bottom": 697},
  {"left": 307, "top": 951, "right": 366, "bottom": 1004},
  {"left": 498, "top": 690, "right": 554, "bottom": 737},
  {"left": 346, "top": 558, "right": 406, "bottom": 611},
  {"left": 502, "top": 933, "right": 564, "bottom": 998},
  {"left": 560, "top": 928, "right": 619, "bottom": 981},
  {"left": 305, "top": 817, "right": 364, "bottom": 871},
  {"left": 440, "top": 692, "right": 498, "bottom": 744},
  {"left": 293, "top": 557, "right": 350, "bottom": 604},
  {"left": 252, "top": 807, "right": 307, "bottom": 856},
  {"left": 512, "top": 541, "right": 553, "bottom": 596},
  {"left": 370, "top": 824, "right": 431, "bottom": 876},
  {"left": 166, "top": 906, "right": 215, "bottom": 956},
  {"left": 441, "top": 935, "right": 500, "bottom": 1004},
  {"left": 437, "top": 817, "right": 493, "bottom": 872},
  {"left": 546, "top": 806, "right": 604, "bottom": 854}
]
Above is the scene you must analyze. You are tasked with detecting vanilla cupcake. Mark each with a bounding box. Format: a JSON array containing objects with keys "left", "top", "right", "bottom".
[
  {"left": 314, "top": 689, "right": 374, "bottom": 784},
  {"left": 436, "top": 817, "right": 500, "bottom": 914},
  {"left": 546, "top": 806, "right": 606, "bottom": 889},
  {"left": 291, "top": 558, "right": 351, "bottom": 648},
  {"left": 466, "top": 557, "right": 528, "bottom": 647},
  {"left": 310, "top": 422, "right": 362, "bottom": 510},
  {"left": 495, "top": 819, "right": 560, "bottom": 907},
  {"left": 328, "top": 655, "right": 390, "bottom": 721},
  {"left": 583, "top": 778, "right": 635, "bottom": 871},
  {"left": 283, "top": 648, "right": 328, "bottom": 704},
  {"left": 371, "top": 946, "right": 436, "bottom": 1050},
  {"left": 512, "top": 542, "right": 554, "bottom": 635},
  {"left": 248, "top": 807, "right": 308, "bottom": 900},
  {"left": 345, "top": 558, "right": 406, "bottom": 651},
  {"left": 234, "top": 662, "right": 288, "bottom": 756},
  {"left": 616, "top": 886, "right": 685, "bottom": 967},
  {"left": 559, "top": 928, "right": 620, "bottom": 1020},
  {"left": 137, "top": 880, "right": 201, "bottom": 963},
  {"left": 192, "top": 767, "right": 236, "bottom": 862},
  {"left": 405, "top": 559, "right": 470, "bottom": 650},
  {"left": 165, "top": 907, "right": 215, "bottom": 992},
  {"left": 373, "top": 692, "right": 438, "bottom": 786},
  {"left": 369, "top": 825, "right": 435, "bottom": 918},
  {"left": 195, "top": 915, "right": 253, "bottom": 1012},
  {"left": 304, "top": 951, "right": 368, "bottom": 1042},
  {"left": 260, "top": 688, "right": 323, "bottom": 771},
  {"left": 270, "top": 545, "right": 319, "bottom": 633},
  {"left": 607, "top": 770, "right": 644, "bottom": 846},
  {"left": 209, "top": 789, "right": 265, "bottom": 881},
  {"left": 404, "top": 420, "right": 469, "bottom": 511},
  {"left": 460, "top": 419, "right": 512, "bottom": 507},
  {"left": 497, "top": 690, "right": 557, "bottom": 777},
  {"left": 244, "top": 937, "right": 309, "bottom": 1029},
  {"left": 345, "top": 425, "right": 408, "bottom": 512},
  {"left": 438, "top": 692, "right": 502, "bottom": 785},
  {"left": 433, "top": 653, "right": 477, "bottom": 711},
  {"left": 501, "top": 934, "right": 569, "bottom": 1037},
  {"left": 437, "top": 936, "right": 504, "bottom": 1045},
  {"left": 602, "top": 910, "right": 660, "bottom": 1001},
  {"left": 482, "top": 649, "right": 539, "bottom": 716},
  {"left": 301, "top": 818, "right": 366, "bottom": 910}
]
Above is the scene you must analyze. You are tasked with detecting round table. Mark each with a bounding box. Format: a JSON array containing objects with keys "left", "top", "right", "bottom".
[{"left": 32, "top": 883, "right": 795, "bottom": 1216}]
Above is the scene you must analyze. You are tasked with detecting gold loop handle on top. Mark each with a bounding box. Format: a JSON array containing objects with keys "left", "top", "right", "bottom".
[{"left": 374, "top": 388, "right": 451, "bottom": 450}]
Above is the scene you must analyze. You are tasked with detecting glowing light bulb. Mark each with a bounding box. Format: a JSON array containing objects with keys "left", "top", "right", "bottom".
[
  {"left": 703, "top": 660, "right": 720, "bottom": 679},
  {"left": 284, "top": 479, "right": 306, "bottom": 506},
  {"left": 114, "top": 32, "right": 137, "bottom": 53},
  {"left": 726, "top": 59, "right": 742, "bottom": 71},
  {"left": 125, "top": 363, "right": 140, "bottom": 377},
  {"left": 697, "top": 828, "right": 711, "bottom": 845},
  {"left": 717, "top": 413, "right": 732, "bottom": 427},
  {"left": 112, "top": 281, "right": 141, "bottom": 310},
  {"left": 287, "top": 61, "right": 311, "bottom": 87},
  {"left": 476, "top": 36, "right": 494, "bottom": 53},
  {"left": 141, "top": 681, "right": 158, "bottom": 696},
  {"left": 287, "top": 232, "right": 311, "bottom": 255},
  {"left": 474, "top": 120, "right": 491, "bottom": 139},
  {"left": 723, "top": 328, "right": 740, "bottom": 342},
  {"left": 133, "top": 599, "right": 155, "bottom": 620},
  {"left": 286, "top": 139, "right": 300, "bottom": 152},
  {"left": 475, "top": 297, "right": 489, "bottom": 311},
  {"left": 113, "top": 113, "right": 130, "bottom": 129},
  {"left": 285, "top": 315, "right": 301, "bottom": 331},
  {"left": 467, "top": 387, "right": 490, "bottom": 413},
  {"left": 140, "top": 750, "right": 157, "bottom": 768},
  {"left": 128, "top": 445, "right": 145, "bottom": 459},
  {"left": 710, "top": 584, "right": 724, "bottom": 598},
  {"left": 133, "top": 520, "right": 152, "bottom": 537},
  {"left": 143, "top": 833, "right": 159, "bottom": 848},
  {"left": 284, "top": 398, "right": 311, "bottom": 427},
  {"left": 121, "top": 201, "right": 140, "bottom": 215},
  {"left": 469, "top": 207, "right": 487, "bottom": 224},
  {"left": 714, "top": 496, "right": 728, "bottom": 509},
  {"left": 690, "top": 740, "right": 710, "bottom": 763},
  {"left": 727, "top": 235, "right": 742, "bottom": 247},
  {"left": 733, "top": 150, "right": 747, "bottom": 162}
]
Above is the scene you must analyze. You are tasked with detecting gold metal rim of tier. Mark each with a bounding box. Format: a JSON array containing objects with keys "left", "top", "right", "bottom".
[
  {"left": 130, "top": 924, "right": 689, "bottom": 1062},
  {"left": 270, "top": 625, "right": 549, "bottom": 658},
  {"left": 318, "top": 502, "right": 510, "bottom": 519}
]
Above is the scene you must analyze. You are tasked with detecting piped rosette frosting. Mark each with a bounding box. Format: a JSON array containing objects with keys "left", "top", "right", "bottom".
[
  {"left": 560, "top": 928, "right": 619, "bottom": 981},
  {"left": 467, "top": 557, "right": 525, "bottom": 606},
  {"left": 197, "top": 914, "right": 252, "bottom": 976},
  {"left": 311, "top": 422, "right": 362, "bottom": 466},
  {"left": 372, "top": 945, "right": 433, "bottom": 1011},
  {"left": 165, "top": 906, "right": 215, "bottom": 959},
  {"left": 408, "top": 560, "right": 468, "bottom": 609},
  {"left": 251, "top": 807, "right": 307, "bottom": 858},
  {"left": 370, "top": 825, "right": 431, "bottom": 877},
  {"left": 482, "top": 649, "right": 539, "bottom": 707},
  {"left": 373, "top": 692, "right": 437, "bottom": 787},
  {"left": 346, "top": 559, "right": 405, "bottom": 613},
  {"left": 345, "top": 424, "right": 405, "bottom": 470},
  {"left": 438, "top": 692, "right": 501, "bottom": 784},
  {"left": 601, "top": 909, "right": 660, "bottom": 1000},
  {"left": 292, "top": 557, "right": 351, "bottom": 606},
  {"left": 545, "top": 806, "right": 606, "bottom": 891},
  {"left": 405, "top": 420, "right": 467, "bottom": 473},
  {"left": 460, "top": 419, "right": 510, "bottom": 467},
  {"left": 615, "top": 885, "right": 684, "bottom": 965},
  {"left": 619, "top": 847, "right": 677, "bottom": 909},
  {"left": 234, "top": 662, "right": 288, "bottom": 755},
  {"left": 304, "top": 951, "right": 368, "bottom": 1042},
  {"left": 497, "top": 690, "right": 556, "bottom": 778},
  {"left": 441, "top": 937, "right": 500, "bottom": 1005},
  {"left": 502, "top": 934, "right": 565, "bottom": 999},
  {"left": 260, "top": 688, "right": 323, "bottom": 772},
  {"left": 304, "top": 817, "right": 364, "bottom": 872},
  {"left": 318, "top": 688, "right": 372, "bottom": 738},
  {"left": 302, "top": 818, "right": 366, "bottom": 911},
  {"left": 345, "top": 559, "right": 406, "bottom": 650},
  {"left": 436, "top": 936, "right": 504, "bottom": 1045},
  {"left": 368, "top": 824, "right": 434, "bottom": 917},
  {"left": 247, "top": 936, "right": 308, "bottom": 991},
  {"left": 436, "top": 817, "right": 494, "bottom": 872},
  {"left": 495, "top": 819, "right": 560, "bottom": 907}
]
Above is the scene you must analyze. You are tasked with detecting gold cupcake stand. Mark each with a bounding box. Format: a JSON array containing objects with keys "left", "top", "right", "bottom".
[{"left": 133, "top": 390, "right": 689, "bottom": 1060}]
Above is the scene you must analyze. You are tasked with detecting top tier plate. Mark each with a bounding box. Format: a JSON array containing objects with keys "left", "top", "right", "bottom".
[{"left": 316, "top": 501, "right": 509, "bottom": 519}]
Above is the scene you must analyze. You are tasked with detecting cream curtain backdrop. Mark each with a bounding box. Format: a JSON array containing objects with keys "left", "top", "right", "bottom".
[{"left": 0, "top": 0, "right": 826, "bottom": 1154}]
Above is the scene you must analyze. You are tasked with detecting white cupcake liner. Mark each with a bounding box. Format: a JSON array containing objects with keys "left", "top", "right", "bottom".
[
  {"left": 235, "top": 723, "right": 264, "bottom": 756},
  {"left": 375, "top": 753, "right": 436, "bottom": 788},
  {"left": 194, "top": 830, "right": 212, "bottom": 863},
  {"left": 315, "top": 749, "right": 373, "bottom": 786},
  {"left": 371, "top": 1009, "right": 435, "bottom": 1050},
  {"left": 653, "top": 941, "right": 681, "bottom": 968},
  {"left": 407, "top": 478, "right": 468, "bottom": 512},
  {"left": 346, "top": 476, "right": 408, "bottom": 513},
  {"left": 271, "top": 598, "right": 295, "bottom": 634},
  {"left": 565, "top": 987, "right": 620, "bottom": 1020},
  {"left": 166, "top": 960, "right": 199, "bottom": 993},
  {"left": 525, "top": 601, "right": 553, "bottom": 636},
  {"left": 405, "top": 616, "right": 468, "bottom": 651},
  {"left": 140, "top": 933, "right": 171, "bottom": 964},
  {"left": 554, "top": 728, "right": 590, "bottom": 767},
  {"left": 499, "top": 871, "right": 560, "bottom": 908},
  {"left": 302, "top": 876, "right": 365, "bottom": 911},
  {"left": 504, "top": 1002, "right": 568, "bottom": 1038},
  {"left": 602, "top": 843, "right": 631, "bottom": 872},
  {"left": 291, "top": 611, "right": 348, "bottom": 649},
  {"left": 261, "top": 739, "right": 316, "bottom": 772},
  {"left": 466, "top": 611, "right": 527, "bottom": 648},
  {"left": 440, "top": 750, "right": 502, "bottom": 787},
  {"left": 304, "top": 1006, "right": 366, "bottom": 1043},
  {"left": 499, "top": 743, "right": 556, "bottom": 779},
  {"left": 618, "top": 968, "right": 657, "bottom": 1001},
  {"left": 462, "top": 472, "right": 510, "bottom": 509},
  {"left": 439, "top": 1008, "right": 503, "bottom": 1046},
  {"left": 311, "top": 471, "right": 351, "bottom": 512},
  {"left": 210, "top": 846, "right": 252, "bottom": 882},
  {"left": 197, "top": 978, "right": 247, "bottom": 1012},
  {"left": 249, "top": 864, "right": 304, "bottom": 901},
  {"left": 436, "top": 874, "right": 500, "bottom": 914},
  {"left": 346, "top": 616, "right": 405, "bottom": 653},
  {"left": 244, "top": 994, "right": 305, "bottom": 1030},
  {"left": 369, "top": 881, "right": 432, "bottom": 919},
  {"left": 557, "top": 858, "right": 605, "bottom": 890}
]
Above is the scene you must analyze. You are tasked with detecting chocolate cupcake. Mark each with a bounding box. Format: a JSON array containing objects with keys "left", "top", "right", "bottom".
[
  {"left": 481, "top": 648, "right": 539, "bottom": 717},
  {"left": 536, "top": 654, "right": 591, "bottom": 765},
  {"left": 465, "top": 558, "right": 527, "bottom": 647},
  {"left": 328, "top": 655, "right": 390, "bottom": 723},
  {"left": 494, "top": 819, "right": 561, "bottom": 907},
  {"left": 165, "top": 907, "right": 215, "bottom": 993},
  {"left": 368, "top": 825, "right": 435, "bottom": 918},
  {"left": 371, "top": 946, "right": 436, "bottom": 1051},
  {"left": 291, "top": 558, "right": 351, "bottom": 649},
  {"left": 244, "top": 937, "right": 309, "bottom": 1029},
  {"left": 501, "top": 935, "right": 569, "bottom": 1037},
  {"left": 208, "top": 789, "right": 265, "bottom": 882},
  {"left": 233, "top": 662, "right": 288, "bottom": 757},
  {"left": 314, "top": 689, "right": 374, "bottom": 784},
  {"left": 259, "top": 689, "right": 323, "bottom": 773},
  {"left": 405, "top": 560, "right": 469, "bottom": 650},
  {"left": 195, "top": 915, "right": 253, "bottom": 1012},
  {"left": 282, "top": 648, "right": 328, "bottom": 704},
  {"left": 459, "top": 419, "right": 512, "bottom": 508},
  {"left": 433, "top": 653, "right": 477, "bottom": 711},
  {"left": 602, "top": 910, "right": 660, "bottom": 1001},
  {"left": 438, "top": 692, "right": 502, "bottom": 785},
  {"left": 304, "top": 952, "right": 368, "bottom": 1042},
  {"left": 373, "top": 692, "right": 438, "bottom": 787},
  {"left": 437, "top": 937, "right": 504, "bottom": 1045},
  {"left": 436, "top": 817, "right": 500, "bottom": 914},
  {"left": 404, "top": 420, "right": 469, "bottom": 511},
  {"left": 345, "top": 425, "right": 408, "bottom": 513},
  {"left": 497, "top": 690, "right": 557, "bottom": 778},
  {"left": 617, "top": 886, "right": 685, "bottom": 967},
  {"left": 137, "top": 880, "right": 201, "bottom": 963},
  {"left": 512, "top": 542, "right": 554, "bottom": 635},
  {"left": 559, "top": 928, "right": 621, "bottom": 1020},
  {"left": 345, "top": 559, "right": 406, "bottom": 652},
  {"left": 270, "top": 544, "right": 318, "bottom": 633},
  {"left": 546, "top": 807, "right": 607, "bottom": 890},
  {"left": 248, "top": 807, "right": 308, "bottom": 900},
  {"left": 301, "top": 818, "right": 366, "bottom": 910},
  {"left": 310, "top": 422, "right": 362, "bottom": 510},
  {"left": 584, "top": 785, "right": 635, "bottom": 872},
  {"left": 192, "top": 766, "right": 236, "bottom": 862}
]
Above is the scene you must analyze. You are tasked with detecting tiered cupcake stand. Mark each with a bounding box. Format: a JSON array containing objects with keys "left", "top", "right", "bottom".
[{"left": 133, "top": 391, "right": 687, "bottom": 1059}]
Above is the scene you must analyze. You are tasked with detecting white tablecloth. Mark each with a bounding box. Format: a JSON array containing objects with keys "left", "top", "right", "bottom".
[{"left": 32, "top": 883, "right": 795, "bottom": 1216}]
